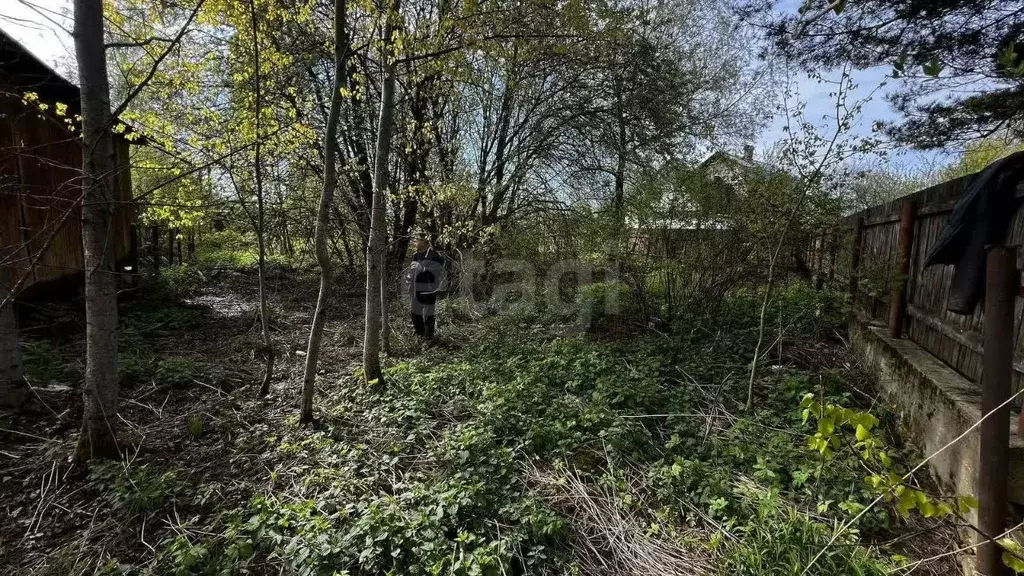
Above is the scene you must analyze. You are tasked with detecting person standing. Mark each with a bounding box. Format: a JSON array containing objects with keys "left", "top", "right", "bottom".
[{"left": 408, "top": 235, "right": 444, "bottom": 339}]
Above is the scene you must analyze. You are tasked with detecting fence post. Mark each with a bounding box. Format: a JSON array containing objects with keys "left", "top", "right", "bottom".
[
  {"left": 849, "top": 217, "right": 864, "bottom": 305},
  {"left": 887, "top": 201, "right": 916, "bottom": 339},
  {"left": 977, "top": 245, "right": 1018, "bottom": 576}
]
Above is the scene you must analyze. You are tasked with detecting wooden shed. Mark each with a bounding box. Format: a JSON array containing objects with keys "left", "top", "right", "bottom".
[{"left": 0, "top": 29, "right": 135, "bottom": 297}]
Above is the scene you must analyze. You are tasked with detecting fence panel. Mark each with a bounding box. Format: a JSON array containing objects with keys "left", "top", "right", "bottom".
[{"left": 844, "top": 172, "right": 1024, "bottom": 394}]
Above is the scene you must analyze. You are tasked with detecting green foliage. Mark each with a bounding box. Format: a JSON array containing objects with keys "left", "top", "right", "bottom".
[
  {"left": 195, "top": 230, "right": 259, "bottom": 270},
  {"left": 800, "top": 393, "right": 977, "bottom": 522},
  {"left": 120, "top": 337, "right": 224, "bottom": 394},
  {"left": 76, "top": 284, "right": 931, "bottom": 576},
  {"left": 1000, "top": 537, "right": 1024, "bottom": 574},
  {"left": 22, "top": 340, "right": 81, "bottom": 386},
  {"left": 724, "top": 487, "right": 888, "bottom": 576},
  {"left": 187, "top": 415, "right": 205, "bottom": 440},
  {"left": 88, "top": 462, "right": 182, "bottom": 518},
  {"left": 939, "top": 136, "right": 1024, "bottom": 181}
]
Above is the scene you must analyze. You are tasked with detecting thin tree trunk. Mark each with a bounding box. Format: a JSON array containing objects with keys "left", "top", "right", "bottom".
[
  {"left": 612, "top": 89, "right": 627, "bottom": 213},
  {"left": 251, "top": 0, "right": 275, "bottom": 397},
  {"left": 151, "top": 225, "right": 160, "bottom": 274},
  {"left": 167, "top": 228, "right": 175, "bottom": 266},
  {"left": 301, "top": 0, "right": 347, "bottom": 425},
  {"left": 0, "top": 276, "right": 25, "bottom": 408},
  {"left": 363, "top": 0, "right": 400, "bottom": 385},
  {"left": 187, "top": 229, "right": 195, "bottom": 260},
  {"left": 340, "top": 218, "right": 355, "bottom": 269},
  {"left": 74, "top": 0, "right": 120, "bottom": 461},
  {"left": 745, "top": 186, "right": 830, "bottom": 411},
  {"left": 381, "top": 259, "right": 390, "bottom": 354}
]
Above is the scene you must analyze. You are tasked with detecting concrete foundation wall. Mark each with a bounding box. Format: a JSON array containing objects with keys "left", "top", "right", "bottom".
[{"left": 851, "top": 323, "right": 1024, "bottom": 506}]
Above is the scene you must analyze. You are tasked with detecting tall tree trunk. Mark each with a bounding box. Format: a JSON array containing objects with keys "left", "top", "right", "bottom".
[
  {"left": 0, "top": 276, "right": 25, "bottom": 408},
  {"left": 251, "top": 0, "right": 275, "bottom": 397},
  {"left": 381, "top": 259, "right": 390, "bottom": 354},
  {"left": 151, "top": 225, "right": 160, "bottom": 273},
  {"left": 187, "top": 229, "right": 195, "bottom": 260},
  {"left": 612, "top": 89, "right": 627, "bottom": 214},
  {"left": 167, "top": 228, "right": 175, "bottom": 266},
  {"left": 74, "top": 0, "right": 120, "bottom": 461},
  {"left": 363, "top": 0, "right": 400, "bottom": 385},
  {"left": 301, "top": 0, "right": 347, "bottom": 425},
  {"left": 331, "top": 205, "right": 357, "bottom": 269}
]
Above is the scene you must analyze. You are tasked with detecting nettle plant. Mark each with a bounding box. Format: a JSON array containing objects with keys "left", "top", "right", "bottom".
[{"left": 799, "top": 393, "right": 977, "bottom": 519}]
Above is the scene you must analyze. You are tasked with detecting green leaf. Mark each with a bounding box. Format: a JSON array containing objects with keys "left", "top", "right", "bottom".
[
  {"left": 855, "top": 424, "right": 870, "bottom": 441},
  {"left": 1000, "top": 538, "right": 1024, "bottom": 573},
  {"left": 799, "top": 393, "right": 815, "bottom": 408},
  {"left": 958, "top": 495, "right": 979, "bottom": 513},
  {"left": 923, "top": 57, "right": 944, "bottom": 77},
  {"left": 817, "top": 418, "right": 834, "bottom": 437},
  {"left": 879, "top": 451, "right": 892, "bottom": 468},
  {"left": 892, "top": 54, "right": 907, "bottom": 78},
  {"left": 897, "top": 489, "right": 917, "bottom": 516}
]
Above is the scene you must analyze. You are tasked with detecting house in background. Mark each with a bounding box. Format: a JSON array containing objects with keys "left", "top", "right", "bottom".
[
  {"left": 0, "top": 28, "right": 136, "bottom": 297},
  {"left": 699, "top": 144, "right": 758, "bottom": 190},
  {"left": 629, "top": 145, "right": 761, "bottom": 258}
]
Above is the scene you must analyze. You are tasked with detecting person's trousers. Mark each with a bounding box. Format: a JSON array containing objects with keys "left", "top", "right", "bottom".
[
  {"left": 411, "top": 297, "right": 436, "bottom": 338},
  {"left": 411, "top": 310, "right": 435, "bottom": 338}
]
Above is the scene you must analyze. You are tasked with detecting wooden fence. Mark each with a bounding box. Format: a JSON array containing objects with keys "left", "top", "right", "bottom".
[{"left": 828, "top": 173, "right": 1024, "bottom": 393}]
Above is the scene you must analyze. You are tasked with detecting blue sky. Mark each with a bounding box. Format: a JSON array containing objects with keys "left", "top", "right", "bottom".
[
  {"left": 0, "top": 0, "right": 957, "bottom": 171},
  {"left": 758, "top": 62, "right": 955, "bottom": 172}
]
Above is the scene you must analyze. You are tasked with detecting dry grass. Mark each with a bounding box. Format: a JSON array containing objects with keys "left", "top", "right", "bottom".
[{"left": 528, "top": 461, "right": 714, "bottom": 576}]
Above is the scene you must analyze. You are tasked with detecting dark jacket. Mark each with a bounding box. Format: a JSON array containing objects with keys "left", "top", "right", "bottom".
[
  {"left": 924, "top": 151, "right": 1024, "bottom": 314},
  {"left": 409, "top": 248, "right": 444, "bottom": 306}
]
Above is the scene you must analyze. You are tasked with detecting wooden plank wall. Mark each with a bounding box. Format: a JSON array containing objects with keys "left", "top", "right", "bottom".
[
  {"left": 0, "top": 92, "right": 134, "bottom": 296},
  {"left": 830, "top": 172, "right": 1024, "bottom": 392}
]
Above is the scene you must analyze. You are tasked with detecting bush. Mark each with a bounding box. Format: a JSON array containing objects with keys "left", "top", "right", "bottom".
[{"left": 195, "top": 229, "right": 258, "bottom": 269}]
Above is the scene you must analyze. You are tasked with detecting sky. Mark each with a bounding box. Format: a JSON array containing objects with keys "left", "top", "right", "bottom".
[
  {"left": 1, "top": 0, "right": 75, "bottom": 74},
  {"left": 0, "top": 0, "right": 955, "bottom": 171}
]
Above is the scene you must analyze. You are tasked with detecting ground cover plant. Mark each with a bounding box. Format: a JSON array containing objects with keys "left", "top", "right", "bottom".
[{"left": 0, "top": 273, "right": 960, "bottom": 575}]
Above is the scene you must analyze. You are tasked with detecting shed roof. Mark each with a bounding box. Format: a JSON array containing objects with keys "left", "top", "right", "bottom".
[
  {"left": 0, "top": 27, "right": 143, "bottom": 143},
  {"left": 0, "top": 27, "right": 81, "bottom": 109}
]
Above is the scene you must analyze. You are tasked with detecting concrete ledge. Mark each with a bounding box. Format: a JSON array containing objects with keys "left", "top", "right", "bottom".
[{"left": 852, "top": 323, "right": 1024, "bottom": 505}]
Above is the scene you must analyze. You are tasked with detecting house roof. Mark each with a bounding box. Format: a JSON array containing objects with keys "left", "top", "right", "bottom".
[
  {"left": 699, "top": 150, "right": 758, "bottom": 170},
  {"left": 0, "top": 27, "right": 81, "bottom": 109},
  {"left": 0, "top": 27, "right": 143, "bottom": 143}
]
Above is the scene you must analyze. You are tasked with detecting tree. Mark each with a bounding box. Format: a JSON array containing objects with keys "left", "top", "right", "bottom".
[
  {"left": 938, "top": 136, "right": 1024, "bottom": 180},
  {"left": 845, "top": 163, "right": 929, "bottom": 212},
  {"left": 569, "top": 0, "right": 763, "bottom": 214},
  {"left": 301, "top": 0, "right": 347, "bottom": 424},
  {"left": 74, "top": 0, "right": 122, "bottom": 460},
  {"left": 249, "top": 0, "right": 275, "bottom": 397},
  {"left": 757, "top": 0, "right": 1024, "bottom": 148},
  {"left": 0, "top": 277, "right": 25, "bottom": 409},
  {"left": 740, "top": 68, "right": 868, "bottom": 411},
  {"left": 363, "top": 0, "right": 401, "bottom": 385}
]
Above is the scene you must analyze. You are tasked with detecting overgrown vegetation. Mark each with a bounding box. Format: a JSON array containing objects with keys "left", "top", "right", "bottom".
[
  {"left": 2, "top": 275, "right": 960, "bottom": 575},
  {"left": 5, "top": 0, "right": 1021, "bottom": 571}
]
